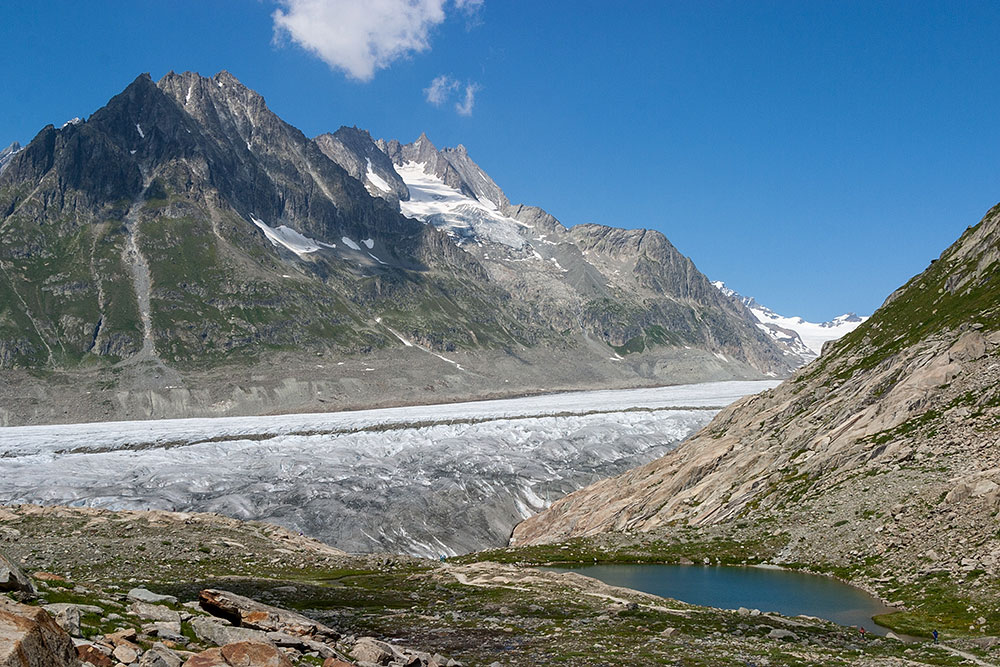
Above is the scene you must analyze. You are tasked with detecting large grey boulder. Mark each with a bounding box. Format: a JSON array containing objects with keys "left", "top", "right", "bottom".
[
  {"left": 128, "top": 588, "right": 177, "bottom": 604},
  {"left": 0, "top": 551, "right": 35, "bottom": 596},
  {"left": 138, "top": 642, "right": 183, "bottom": 667}
]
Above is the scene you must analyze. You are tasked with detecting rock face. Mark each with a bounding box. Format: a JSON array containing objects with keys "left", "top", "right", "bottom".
[
  {"left": 0, "top": 70, "right": 793, "bottom": 425},
  {"left": 513, "top": 203, "right": 1000, "bottom": 582},
  {"left": 0, "top": 597, "right": 80, "bottom": 667}
]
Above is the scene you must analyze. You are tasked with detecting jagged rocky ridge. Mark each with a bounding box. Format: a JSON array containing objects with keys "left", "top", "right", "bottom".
[
  {"left": 0, "top": 70, "right": 793, "bottom": 425},
  {"left": 513, "top": 203, "right": 1000, "bottom": 598}
]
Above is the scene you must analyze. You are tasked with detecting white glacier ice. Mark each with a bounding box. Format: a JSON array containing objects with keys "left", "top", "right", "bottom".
[{"left": 0, "top": 381, "right": 778, "bottom": 557}]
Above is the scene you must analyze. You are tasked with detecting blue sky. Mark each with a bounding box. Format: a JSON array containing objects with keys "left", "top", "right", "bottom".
[{"left": 2, "top": 1, "right": 999, "bottom": 321}]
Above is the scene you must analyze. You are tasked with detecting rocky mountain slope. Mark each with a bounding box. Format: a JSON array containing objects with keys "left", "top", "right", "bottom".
[
  {"left": 513, "top": 202, "right": 1000, "bottom": 635},
  {"left": 0, "top": 70, "right": 794, "bottom": 425},
  {"left": 713, "top": 280, "right": 867, "bottom": 364}
]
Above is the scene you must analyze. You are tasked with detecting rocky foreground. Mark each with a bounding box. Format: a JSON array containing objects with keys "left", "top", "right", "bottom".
[{"left": 1, "top": 504, "right": 994, "bottom": 666}]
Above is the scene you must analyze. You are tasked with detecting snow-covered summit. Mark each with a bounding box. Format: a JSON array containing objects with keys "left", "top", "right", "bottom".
[{"left": 713, "top": 281, "right": 867, "bottom": 360}]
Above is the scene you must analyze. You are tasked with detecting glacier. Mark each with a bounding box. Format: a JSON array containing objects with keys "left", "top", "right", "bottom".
[{"left": 1, "top": 381, "right": 778, "bottom": 557}]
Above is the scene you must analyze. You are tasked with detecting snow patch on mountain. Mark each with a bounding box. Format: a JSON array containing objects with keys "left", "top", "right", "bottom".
[
  {"left": 251, "top": 216, "right": 332, "bottom": 256},
  {"left": 713, "top": 281, "right": 867, "bottom": 357},
  {"left": 365, "top": 158, "right": 392, "bottom": 193},
  {"left": 396, "top": 161, "right": 529, "bottom": 248}
]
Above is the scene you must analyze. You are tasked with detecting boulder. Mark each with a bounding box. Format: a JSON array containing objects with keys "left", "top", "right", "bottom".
[
  {"left": 0, "top": 551, "right": 35, "bottom": 596},
  {"left": 767, "top": 628, "right": 798, "bottom": 641},
  {"left": 198, "top": 590, "right": 337, "bottom": 640},
  {"left": 190, "top": 617, "right": 271, "bottom": 647},
  {"left": 322, "top": 660, "right": 356, "bottom": 667},
  {"left": 132, "top": 601, "right": 181, "bottom": 623},
  {"left": 183, "top": 642, "right": 293, "bottom": 667},
  {"left": 105, "top": 627, "right": 139, "bottom": 648},
  {"left": 949, "top": 331, "right": 987, "bottom": 363},
  {"left": 265, "top": 632, "right": 335, "bottom": 658},
  {"left": 112, "top": 644, "right": 138, "bottom": 663},
  {"left": 77, "top": 644, "right": 114, "bottom": 667},
  {"left": 0, "top": 598, "right": 80, "bottom": 666},
  {"left": 142, "top": 621, "right": 185, "bottom": 643},
  {"left": 350, "top": 637, "right": 399, "bottom": 665},
  {"left": 43, "top": 604, "right": 82, "bottom": 637},
  {"left": 128, "top": 588, "right": 178, "bottom": 605},
  {"left": 139, "top": 643, "right": 184, "bottom": 667}
]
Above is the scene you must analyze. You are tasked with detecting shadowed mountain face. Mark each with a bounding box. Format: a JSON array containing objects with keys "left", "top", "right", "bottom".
[{"left": 0, "top": 70, "right": 794, "bottom": 425}]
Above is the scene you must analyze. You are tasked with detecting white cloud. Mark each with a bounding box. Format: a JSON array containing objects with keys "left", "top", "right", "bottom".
[
  {"left": 425, "top": 74, "right": 459, "bottom": 105},
  {"left": 273, "top": 0, "right": 452, "bottom": 82},
  {"left": 455, "top": 82, "right": 480, "bottom": 116}
]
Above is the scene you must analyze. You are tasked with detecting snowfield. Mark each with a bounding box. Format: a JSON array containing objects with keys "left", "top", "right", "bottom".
[
  {"left": 396, "top": 161, "right": 529, "bottom": 248},
  {"left": 2, "top": 381, "right": 778, "bottom": 556}
]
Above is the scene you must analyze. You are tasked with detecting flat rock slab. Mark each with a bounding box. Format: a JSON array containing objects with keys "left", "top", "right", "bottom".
[
  {"left": 190, "top": 617, "right": 271, "bottom": 647},
  {"left": 183, "top": 642, "right": 292, "bottom": 667},
  {"left": 129, "top": 588, "right": 178, "bottom": 605},
  {"left": 0, "top": 597, "right": 80, "bottom": 666},
  {"left": 132, "top": 601, "right": 181, "bottom": 623}
]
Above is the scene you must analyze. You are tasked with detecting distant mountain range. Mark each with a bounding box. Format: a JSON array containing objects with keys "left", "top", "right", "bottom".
[
  {"left": 712, "top": 281, "right": 867, "bottom": 363},
  {"left": 0, "top": 71, "right": 801, "bottom": 424}
]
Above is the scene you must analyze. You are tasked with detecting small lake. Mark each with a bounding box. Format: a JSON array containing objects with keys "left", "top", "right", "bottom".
[{"left": 545, "top": 564, "right": 896, "bottom": 634}]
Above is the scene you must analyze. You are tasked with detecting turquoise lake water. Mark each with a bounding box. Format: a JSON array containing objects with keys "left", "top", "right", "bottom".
[{"left": 545, "top": 563, "right": 896, "bottom": 634}]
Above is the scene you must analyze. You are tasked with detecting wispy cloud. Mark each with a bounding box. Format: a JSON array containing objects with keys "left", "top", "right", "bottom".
[
  {"left": 454, "top": 0, "right": 484, "bottom": 28},
  {"left": 424, "top": 75, "right": 481, "bottom": 115},
  {"left": 455, "top": 82, "right": 481, "bottom": 116},
  {"left": 273, "top": 0, "right": 456, "bottom": 82},
  {"left": 425, "top": 74, "right": 459, "bottom": 106}
]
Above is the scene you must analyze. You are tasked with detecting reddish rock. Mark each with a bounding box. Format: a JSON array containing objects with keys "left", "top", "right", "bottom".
[
  {"left": 220, "top": 642, "right": 292, "bottom": 667},
  {"left": 77, "top": 644, "right": 114, "bottom": 667},
  {"left": 32, "top": 572, "right": 67, "bottom": 582},
  {"left": 182, "top": 642, "right": 292, "bottom": 667},
  {"left": 0, "top": 598, "right": 79, "bottom": 666},
  {"left": 182, "top": 648, "right": 227, "bottom": 667}
]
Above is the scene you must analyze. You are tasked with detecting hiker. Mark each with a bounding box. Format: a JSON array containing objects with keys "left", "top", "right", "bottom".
[
  {"left": 933, "top": 629, "right": 939, "bottom": 644},
  {"left": 859, "top": 626, "right": 867, "bottom": 638}
]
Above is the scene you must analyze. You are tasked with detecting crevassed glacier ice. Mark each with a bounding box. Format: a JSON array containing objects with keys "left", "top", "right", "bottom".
[{"left": 1, "top": 380, "right": 777, "bottom": 556}]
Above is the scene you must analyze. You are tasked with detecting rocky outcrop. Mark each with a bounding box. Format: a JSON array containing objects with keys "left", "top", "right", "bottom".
[
  {"left": 0, "top": 598, "right": 80, "bottom": 667},
  {"left": 513, "top": 203, "right": 1000, "bottom": 583},
  {"left": 199, "top": 589, "right": 338, "bottom": 640},
  {"left": 315, "top": 127, "right": 409, "bottom": 203}
]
